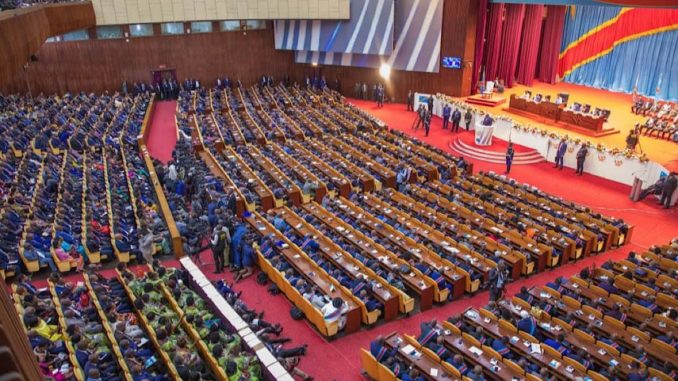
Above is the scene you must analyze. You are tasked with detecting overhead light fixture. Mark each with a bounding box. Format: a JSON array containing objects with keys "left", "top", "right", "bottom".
[
  {"left": 312, "top": 62, "right": 318, "bottom": 67},
  {"left": 379, "top": 63, "right": 391, "bottom": 79}
]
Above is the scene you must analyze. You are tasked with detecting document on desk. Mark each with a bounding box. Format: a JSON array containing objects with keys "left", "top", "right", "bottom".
[
  {"left": 430, "top": 368, "right": 439, "bottom": 377},
  {"left": 531, "top": 343, "right": 542, "bottom": 354},
  {"left": 401, "top": 344, "right": 415, "bottom": 355}
]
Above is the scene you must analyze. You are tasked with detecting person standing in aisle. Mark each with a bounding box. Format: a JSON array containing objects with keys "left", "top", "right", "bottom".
[
  {"left": 442, "top": 103, "right": 451, "bottom": 130},
  {"left": 575, "top": 144, "right": 588, "bottom": 175},
  {"left": 505, "top": 143, "right": 515, "bottom": 174}
]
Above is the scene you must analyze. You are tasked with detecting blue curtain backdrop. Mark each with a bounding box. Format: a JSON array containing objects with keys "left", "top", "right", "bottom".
[{"left": 561, "top": 6, "right": 678, "bottom": 101}]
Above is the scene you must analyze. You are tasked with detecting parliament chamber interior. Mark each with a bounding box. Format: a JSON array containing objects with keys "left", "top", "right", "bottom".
[{"left": 0, "top": 1, "right": 677, "bottom": 381}]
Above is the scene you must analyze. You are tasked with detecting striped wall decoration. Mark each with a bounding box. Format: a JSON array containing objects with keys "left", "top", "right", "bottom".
[
  {"left": 273, "top": 0, "right": 395, "bottom": 55},
  {"left": 293, "top": 0, "right": 444, "bottom": 73}
]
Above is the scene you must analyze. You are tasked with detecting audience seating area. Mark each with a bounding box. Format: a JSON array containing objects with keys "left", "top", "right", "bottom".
[
  {"left": 143, "top": 83, "right": 634, "bottom": 339},
  {"left": 633, "top": 97, "right": 677, "bottom": 142},
  {"left": 362, "top": 240, "right": 678, "bottom": 381},
  {"left": 0, "top": 94, "right": 173, "bottom": 278}
]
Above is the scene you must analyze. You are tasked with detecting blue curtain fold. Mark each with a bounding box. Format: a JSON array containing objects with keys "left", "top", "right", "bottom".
[{"left": 563, "top": 30, "right": 678, "bottom": 101}]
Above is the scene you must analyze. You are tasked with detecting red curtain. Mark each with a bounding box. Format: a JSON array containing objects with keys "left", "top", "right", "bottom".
[
  {"left": 497, "top": 4, "right": 526, "bottom": 87},
  {"left": 537, "top": 6, "right": 566, "bottom": 84},
  {"left": 471, "top": 0, "right": 490, "bottom": 92},
  {"left": 515, "top": 5, "right": 544, "bottom": 86},
  {"left": 484, "top": 3, "right": 505, "bottom": 84}
]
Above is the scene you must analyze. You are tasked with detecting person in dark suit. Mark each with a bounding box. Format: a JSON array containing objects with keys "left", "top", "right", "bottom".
[
  {"left": 505, "top": 143, "right": 515, "bottom": 174},
  {"left": 407, "top": 90, "right": 414, "bottom": 111},
  {"left": 554, "top": 139, "right": 567, "bottom": 170},
  {"left": 575, "top": 144, "right": 588, "bottom": 175},
  {"left": 442, "top": 104, "right": 451, "bottom": 130},
  {"left": 660, "top": 172, "right": 677, "bottom": 209},
  {"left": 424, "top": 111, "right": 431, "bottom": 137},
  {"left": 464, "top": 109, "right": 473, "bottom": 131},
  {"left": 370, "top": 336, "right": 396, "bottom": 363},
  {"left": 452, "top": 108, "right": 462, "bottom": 133},
  {"left": 488, "top": 262, "right": 508, "bottom": 301},
  {"left": 427, "top": 95, "right": 433, "bottom": 113}
]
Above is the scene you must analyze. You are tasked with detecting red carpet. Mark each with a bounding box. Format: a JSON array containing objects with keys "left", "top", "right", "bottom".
[
  {"left": 146, "top": 100, "right": 178, "bottom": 164},
  {"left": 74, "top": 98, "right": 676, "bottom": 381}
]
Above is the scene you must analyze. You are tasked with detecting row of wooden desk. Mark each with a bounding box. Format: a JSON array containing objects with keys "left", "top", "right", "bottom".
[{"left": 508, "top": 95, "right": 606, "bottom": 133}]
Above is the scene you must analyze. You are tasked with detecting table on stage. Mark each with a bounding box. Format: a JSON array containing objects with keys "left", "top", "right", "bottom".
[{"left": 509, "top": 94, "right": 606, "bottom": 133}]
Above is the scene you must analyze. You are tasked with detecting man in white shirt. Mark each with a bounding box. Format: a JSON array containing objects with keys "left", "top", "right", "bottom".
[{"left": 322, "top": 297, "right": 349, "bottom": 329}]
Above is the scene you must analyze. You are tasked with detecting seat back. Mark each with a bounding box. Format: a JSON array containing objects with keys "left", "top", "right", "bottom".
[
  {"left": 377, "top": 362, "right": 397, "bottom": 381},
  {"left": 562, "top": 356, "right": 587, "bottom": 373},
  {"left": 359, "top": 348, "right": 379, "bottom": 380}
]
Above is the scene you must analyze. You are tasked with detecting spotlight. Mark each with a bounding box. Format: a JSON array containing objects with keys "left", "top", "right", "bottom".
[
  {"left": 312, "top": 62, "right": 318, "bottom": 67},
  {"left": 379, "top": 63, "right": 391, "bottom": 79}
]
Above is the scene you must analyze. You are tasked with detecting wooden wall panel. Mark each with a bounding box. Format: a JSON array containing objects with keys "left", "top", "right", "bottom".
[
  {"left": 0, "top": 2, "right": 95, "bottom": 88},
  {"left": 1, "top": 28, "right": 300, "bottom": 95},
  {"left": 2, "top": 0, "right": 477, "bottom": 100}
]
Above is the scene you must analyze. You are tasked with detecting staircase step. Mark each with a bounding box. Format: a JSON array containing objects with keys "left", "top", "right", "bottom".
[{"left": 449, "top": 138, "right": 544, "bottom": 165}]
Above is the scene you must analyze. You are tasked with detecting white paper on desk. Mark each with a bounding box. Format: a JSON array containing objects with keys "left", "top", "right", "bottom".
[
  {"left": 469, "top": 346, "right": 483, "bottom": 356},
  {"left": 531, "top": 343, "right": 542, "bottom": 354},
  {"left": 401, "top": 344, "right": 415, "bottom": 354},
  {"left": 430, "top": 368, "right": 439, "bottom": 377}
]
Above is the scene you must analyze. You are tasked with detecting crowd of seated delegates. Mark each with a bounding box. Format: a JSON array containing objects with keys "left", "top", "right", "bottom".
[
  {"left": 320, "top": 197, "right": 461, "bottom": 298},
  {"left": 292, "top": 205, "right": 409, "bottom": 293},
  {"left": 257, "top": 232, "right": 353, "bottom": 330},
  {"left": 13, "top": 274, "right": 77, "bottom": 380},
  {"left": 258, "top": 145, "right": 322, "bottom": 200},
  {"left": 344, "top": 194, "right": 483, "bottom": 289},
  {"left": 225, "top": 87, "right": 265, "bottom": 142},
  {"left": 213, "top": 147, "right": 262, "bottom": 205},
  {"left": 119, "top": 267, "right": 217, "bottom": 380},
  {"left": 50, "top": 272, "right": 127, "bottom": 381},
  {"left": 235, "top": 145, "right": 289, "bottom": 199},
  {"left": 240, "top": 87, "right": 279, "bottom": 140},
  {"left": 385, "top": 129, "right": 468, "bottom": 174},
  {"left": 634, "top": 99, "right": 678, "bottom": 141},
  {"left": 300, "top": 140, "right": 365, "bottom": 191},
  {"left": 374, "top": 187, "right": 520, "bottom": 277},
  {"left": 125, "top": 263, "right": 265, "bottom": 380},
  {"left": 275, "top": 143, "right": 338, "bottom": 196},
  {"left": 214, "top": 279, "right": 313, "bottom": 380},
  {"left": 267, "top": 211, "right": 384, "bottom": 314},
  {"left": 86, "top": 270, "right": 171, "bottom": 381},
  {"left": 471, "top": 172, "right": 628, "bottom": 246}
]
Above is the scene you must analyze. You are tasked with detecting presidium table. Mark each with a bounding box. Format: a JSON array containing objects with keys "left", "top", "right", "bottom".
[{"left": 508, "top": 94, "right": 615, "bottom": 136}]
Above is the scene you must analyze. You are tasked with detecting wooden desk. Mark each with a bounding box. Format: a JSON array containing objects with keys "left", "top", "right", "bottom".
[
  {"left": 361, "top": 191, "right": 494, "bottom": 285},
  {"left": 261, "top": 86, "right": 306, "bottom": 139},
  {"left": 286, "top": 141, "right": 352, "bottom": 198},
  {"left": 329, "top": 197, "right": 464, "bottom": 303},
  {"left": 244, "top": 145, "right": 302, "bottom": 207},
  {"left": 506, "top": 296, "right": 635, "bottom": 377},
  {"left": 354, "top": 131, "right": 439, "bottom": 181},
  {"left": 221, "top": 146, "right": 275, "bottom": 211},
  {"left": 306, "top": 138, "right": 376, "bottom": 192},
  {"left": 245, "top": 212, "right": 361, "bottom": 334},
  {"left": 326, "top": 136, "right": 395, "bottom": 190},
  {"left": 509, "top": 95, "right": 606, "bottom": 133},
  {"left": 384, "top": 333, "right": 460, "bottom": 381},
  {"left": 440, "top": 331, "right": 522, "bottom": 380},
  {"left": 274, "top": 207, "right": 399, "bottom": 322},
  {"left": 526, "top": 286, "right": 678, "bottom": 366},
  {"left": 302, "top": 202, "right": 429, "bottom": 312},
  {"left": 263, "top": 143, "right": 327, "bottom": 203},
  {"left": 463, "top": 309, "right": 588, "bottom": 381}
]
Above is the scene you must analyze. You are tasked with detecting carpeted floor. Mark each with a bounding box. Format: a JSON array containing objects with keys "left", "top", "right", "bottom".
[
  {"left": 121, "top": 95, "right": 678, "bottom": 380},
  {"left": 146, "top": 100, "right": 178, "bottom": 164}
]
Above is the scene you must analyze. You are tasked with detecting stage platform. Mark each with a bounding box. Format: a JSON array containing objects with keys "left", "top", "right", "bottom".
[
  {"left": 465, "top": 94, "right": 506, "bottom": 107},
  {"left": 460, "top": 81, "right": 677, "bottom": 171}
]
